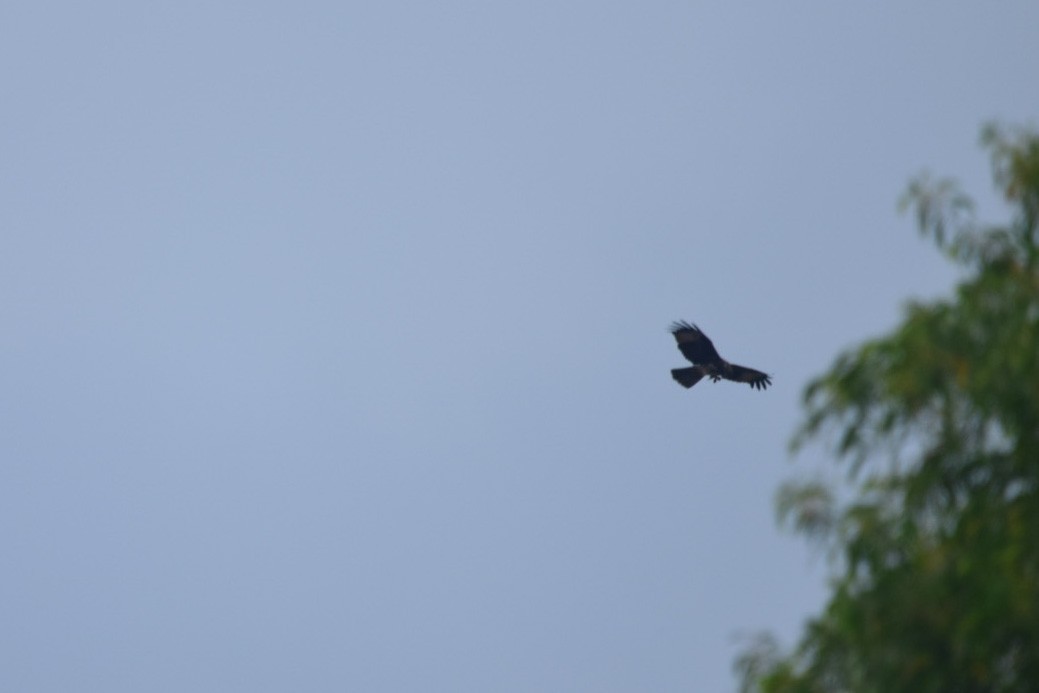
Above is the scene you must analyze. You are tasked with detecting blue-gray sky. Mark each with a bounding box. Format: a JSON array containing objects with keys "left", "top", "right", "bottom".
[{"left": 4, "top": 3, "right": 1038, "bottom": 691}]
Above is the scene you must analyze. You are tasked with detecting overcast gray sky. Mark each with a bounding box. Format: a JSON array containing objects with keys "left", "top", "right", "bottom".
[{"left": 4, "top": 3, "right": 1039, "bottom": 691}]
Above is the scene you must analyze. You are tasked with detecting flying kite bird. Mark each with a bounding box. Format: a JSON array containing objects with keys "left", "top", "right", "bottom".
[{"left": 669, "top": 321, "right": 772, "bottom": 391}]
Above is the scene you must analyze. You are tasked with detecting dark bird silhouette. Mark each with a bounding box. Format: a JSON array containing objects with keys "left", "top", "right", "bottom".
[{"left": 669, "top": 321, "right": 772, "bottom": 391}]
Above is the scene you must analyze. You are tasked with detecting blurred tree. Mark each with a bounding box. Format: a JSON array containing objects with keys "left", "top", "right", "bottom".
[{"left": 736, "top": 124, "right": 1039, "bottom": 693}]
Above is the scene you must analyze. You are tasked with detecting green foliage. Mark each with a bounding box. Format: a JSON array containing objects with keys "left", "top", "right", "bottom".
[{"left": 738, "top": 125, "right": 1039, "bottom": 693}]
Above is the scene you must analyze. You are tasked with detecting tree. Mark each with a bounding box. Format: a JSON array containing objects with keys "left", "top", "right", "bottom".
[{"left": 736, "top": 124, "right": 1039, "bottom": 693}]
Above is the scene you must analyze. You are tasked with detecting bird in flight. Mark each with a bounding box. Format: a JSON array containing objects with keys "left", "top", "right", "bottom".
[{"left": 669, "top": 321, "right": 772, "bottom": 391}]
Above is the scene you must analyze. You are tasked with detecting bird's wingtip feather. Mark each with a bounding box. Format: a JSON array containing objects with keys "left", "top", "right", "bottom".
[{"left": 669, "top": 320, "right": 700, "bottom": 334}]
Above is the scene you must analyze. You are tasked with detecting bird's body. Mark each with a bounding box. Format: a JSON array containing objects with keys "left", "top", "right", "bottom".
[{"left": 669, "top": 321, "right": 771, "bottom": 391}]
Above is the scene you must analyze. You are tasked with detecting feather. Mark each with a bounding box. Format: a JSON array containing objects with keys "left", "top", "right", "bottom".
[{"left": 671, "top": 366, "right": 707, "bottom": 389}]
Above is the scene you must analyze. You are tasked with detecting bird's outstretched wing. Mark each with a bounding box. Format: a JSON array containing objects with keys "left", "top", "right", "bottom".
[
  {"left": 670, "top": 321, "right": 722, "bottom": 365},
  {"left": 723, "top": 364, "right": 772, "bottom": 390}
]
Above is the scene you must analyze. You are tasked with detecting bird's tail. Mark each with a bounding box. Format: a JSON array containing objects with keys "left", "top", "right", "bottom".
[{"left": 671, "top": 367, "right": 706, "bottom": 389}]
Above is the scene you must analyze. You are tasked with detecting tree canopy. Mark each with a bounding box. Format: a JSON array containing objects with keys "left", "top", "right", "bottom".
[{"left": 737, "top": 124, "right": 1039, "bottom": 693}]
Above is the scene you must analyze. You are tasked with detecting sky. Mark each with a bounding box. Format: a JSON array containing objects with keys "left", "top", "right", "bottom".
[{"left": 3, "top": 2, "right": 1039, "bottom": 691}]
